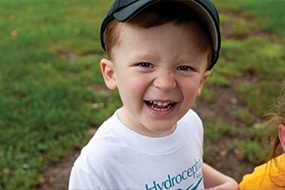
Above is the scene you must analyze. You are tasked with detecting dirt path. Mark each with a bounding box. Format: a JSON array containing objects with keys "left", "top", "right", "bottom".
[
  {"left": 37, "top": 9, "right": 278, "bottom": 190},
  {"left": 194, "top": 86, "right": 254, "bottom": 181},
  {"left": 37, "top": 150, "right": 80, "bottom": 190}
]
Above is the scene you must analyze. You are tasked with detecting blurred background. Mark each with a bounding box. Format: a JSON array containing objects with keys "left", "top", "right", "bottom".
[{"left": 0, "top": 0, "right": 284, "bottom": 189}]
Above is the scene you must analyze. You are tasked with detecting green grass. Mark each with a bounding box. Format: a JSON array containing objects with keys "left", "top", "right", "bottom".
[
  {"left": 204, "top": 120, "right": 236, "bottom": 142},
  {"left": 237, "top": 122, "right": 278, "bottom": 165},
  {"left": 0, "top": 0, "right": 117, "bottom": 189},
  {"left": 232, "top": 108, "right": 255, "bottom": 125},
  {"left": 239, "top": 140, "right": 268, "bottom": 165},
  {"left": 224, "top": 0, "right": 285, "bottom": 37},
  {"left": 208, "top": 0, "right": 285, "bottom": 165},
  {"left": 0, "top": 0, "right": 285, "bottom": 188}
]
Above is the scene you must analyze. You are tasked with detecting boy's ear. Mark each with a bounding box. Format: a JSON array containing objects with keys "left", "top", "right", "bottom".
[
  {"left": 196, "top": 70, "right": 211, "bottom": 96},
  {"left": 100, "top": 58, "right": 117, "bottom": 90},
  {"left": 278, "top": 123, "right": 285, "bottom": 152}
]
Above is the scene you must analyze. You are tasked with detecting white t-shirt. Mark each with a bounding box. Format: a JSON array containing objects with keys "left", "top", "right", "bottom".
[{"left": 69, "top": 109, "right": 204, "bottom": 190}]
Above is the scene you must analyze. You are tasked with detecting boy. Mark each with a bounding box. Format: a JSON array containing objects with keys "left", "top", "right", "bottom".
[{"left": 69, "top": 0, "right": 238, "bottom": 189}]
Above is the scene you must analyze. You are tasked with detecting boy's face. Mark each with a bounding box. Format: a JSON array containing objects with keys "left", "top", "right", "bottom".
[{"left": 101, "top": 22, "right": 210, "bottom": 137}]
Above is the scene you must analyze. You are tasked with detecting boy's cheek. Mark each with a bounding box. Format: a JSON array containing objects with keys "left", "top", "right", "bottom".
[{"left": 279, "top": 124, "right": 285, "bottom": 152}]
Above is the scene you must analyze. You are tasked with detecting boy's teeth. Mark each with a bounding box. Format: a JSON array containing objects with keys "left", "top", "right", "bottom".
[
  {"left": 147, "top": 100, "right": 175, "bottom": 111},
  {"left": 148, "top": 101, "right": 174, "bottom": 108},
  {"left": 152, "top": 101, "right": 171, "bottom": 106}
]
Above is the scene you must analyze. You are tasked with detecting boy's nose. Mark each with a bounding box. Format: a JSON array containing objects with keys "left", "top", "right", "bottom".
[{"left": 153, "top": 71, "right": 176, "bottom": 91}]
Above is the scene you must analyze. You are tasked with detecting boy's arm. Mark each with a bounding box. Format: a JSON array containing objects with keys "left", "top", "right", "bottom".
[{"left": 202, "top": 163, "right": 238, "bottom": 190}]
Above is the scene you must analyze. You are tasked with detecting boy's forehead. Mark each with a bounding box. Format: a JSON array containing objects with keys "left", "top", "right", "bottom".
[
  {"left": 101, "top": 0, "right": 221, "bottom": 69},
  {"left": 114, "top": 22, "right": 210, "bottom": 68},
  {"left": 117, "top": 20, "right": 209, "bottom": 46}
]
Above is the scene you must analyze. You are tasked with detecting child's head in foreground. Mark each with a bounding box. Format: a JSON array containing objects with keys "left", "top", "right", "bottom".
[{"left": 99, "top": 0, "right": 221, "bottom": 137}]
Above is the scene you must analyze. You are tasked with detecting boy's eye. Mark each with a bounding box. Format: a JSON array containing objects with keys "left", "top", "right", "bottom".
[
  {"left": 177, "top": 65, "right": 193, "bottom": 71},
  {"left": 138, "top": 62, "right": 153, "bottom": 68}
]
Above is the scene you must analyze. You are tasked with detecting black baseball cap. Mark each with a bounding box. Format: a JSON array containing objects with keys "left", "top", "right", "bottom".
[{"left": 100, "top": 0, "right": 221, "bottom": 70}]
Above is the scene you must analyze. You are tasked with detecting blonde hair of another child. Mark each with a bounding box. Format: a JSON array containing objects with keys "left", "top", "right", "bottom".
[{"left": 265, "top": 92, "right": 285, "bottom": 187}]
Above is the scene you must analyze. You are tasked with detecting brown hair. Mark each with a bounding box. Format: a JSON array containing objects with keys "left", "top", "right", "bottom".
[
  {"left": 265, "top": 91, "right": 285, "bottom": 187},
  {"left": 103, "top": 1, "right": 212, "bottom": 64},
  {"left": 267, "top": 92, "right": 285, "bottom": 158}
]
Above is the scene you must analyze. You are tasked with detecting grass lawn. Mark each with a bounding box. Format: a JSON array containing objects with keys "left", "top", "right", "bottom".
[
  {"left": 210, "top": 0, "right": 285, "bottom": 165},
  {"left": 0, "top": 0, "right": 119, "bottom": 189},
  {"left": 0, "top": 0, "right": 284, "bottom": 189},
  {"left": 219, "top": 0, "right": 285, "bottom": 37}
]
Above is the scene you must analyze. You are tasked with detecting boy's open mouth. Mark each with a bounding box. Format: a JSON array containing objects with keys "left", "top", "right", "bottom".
[{"left": 145, "top": 100, "right": 176, "bottom": 111}]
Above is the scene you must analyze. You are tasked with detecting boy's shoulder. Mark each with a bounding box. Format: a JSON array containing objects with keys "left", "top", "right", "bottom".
[
  {"left": 184, "top": 108, "right": 201, "bottom": 120},
  {"left": 179, "top": 109, "right": 203, "bottom": 128},
  {"left": 73, "top": 111, "right": 123, "bottom": 164}
]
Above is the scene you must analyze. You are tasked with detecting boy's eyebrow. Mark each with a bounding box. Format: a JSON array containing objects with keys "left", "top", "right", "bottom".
[
  {"left": 128, "top": 53, "right": 207, "bottom": 67},
  {"left": 128, "top": 53, "right": 159, "bottom": 62}
]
